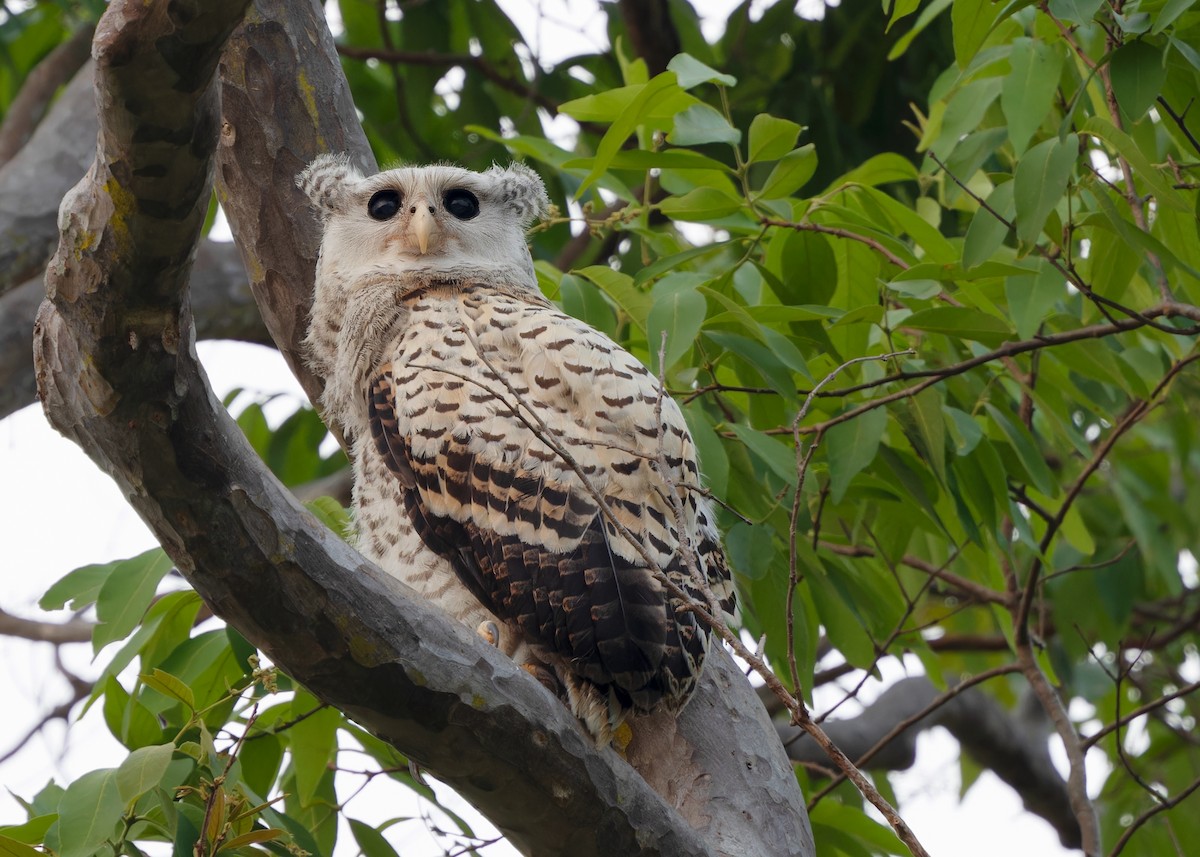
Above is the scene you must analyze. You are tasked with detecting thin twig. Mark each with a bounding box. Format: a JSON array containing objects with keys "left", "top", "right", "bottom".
[
  {"left": 1084, "top": 680, "right": 1200, "bottom": 750},
  {"left": 806, "top": 664, "right": 1021, "bottom": 807},
  {"left": 761, "top": 217, "right": 911, "bottom": 271},
  {"left": 1016, "top": 354, "right": 1200, "bottom": 643},
  {"left": 1108, "top": 774, "right": 1200, "bottom": 857}
]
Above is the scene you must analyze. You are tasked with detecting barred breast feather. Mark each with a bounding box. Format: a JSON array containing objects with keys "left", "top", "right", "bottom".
[{"left": 366, "top": 283, "right": 733, "bottom": 733}]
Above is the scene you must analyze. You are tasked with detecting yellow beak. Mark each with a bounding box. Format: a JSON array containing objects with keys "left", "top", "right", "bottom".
[{"left": 410, "top": 203, "right": 436, "bottom": 255}]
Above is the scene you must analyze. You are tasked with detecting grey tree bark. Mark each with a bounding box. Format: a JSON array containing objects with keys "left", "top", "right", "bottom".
[{"left": 31, "top": 1, "right": 813, "bottom": 855}]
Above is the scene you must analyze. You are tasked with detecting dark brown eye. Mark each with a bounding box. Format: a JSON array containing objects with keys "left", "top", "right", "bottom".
[
  {"left": 368, "top": 189, "right": 401, "bottom": 220},
  {"left": 443, "top": 188, "right": 479, "bottom": 220}
]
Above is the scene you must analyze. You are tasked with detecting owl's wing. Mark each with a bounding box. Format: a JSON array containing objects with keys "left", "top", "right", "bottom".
[{"left": 367, "top": 298, "right": 730, "bottom": 712}]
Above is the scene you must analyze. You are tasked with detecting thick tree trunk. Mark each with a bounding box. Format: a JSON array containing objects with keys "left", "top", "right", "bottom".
[{"left": 32, "top": 1, "right": 812, "bottom": 855}]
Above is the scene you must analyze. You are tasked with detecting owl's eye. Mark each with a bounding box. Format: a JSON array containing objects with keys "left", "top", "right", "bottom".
[
  {"left": 367, "top": 189, "right": 401, "bottom": 221},
  {"left": 443, "top": 188, "right": 480, "bottom": 220}
]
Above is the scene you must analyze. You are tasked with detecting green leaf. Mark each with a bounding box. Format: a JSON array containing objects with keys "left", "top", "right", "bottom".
[
  {"left": 562, "top": 149, "right": 732, "bottom": 173},
  {"left": 116, "top": 743, "right": 175, "bottom": 806},
  {"left": 1047, "top": 0, "right": 1104, "bottom": 24},
  {"left": 218, "top": 829, "right": 285, "bottom": 852},
  {"left": 0, "top": 815, "right": 56, "bottom": 845},
  {"left": 666, "top": 53, "right": 737, "bottom": 88},
  {"left": 825, "top": 407, "right": 889, "bottom": 503},
  {"left": 756, "top": 145, "right": 817, "bottom": 199},
  {"left": 349, "top": 820, "right": 401, "bottom": 857},
  {"left": 288, "top": 694, "right": 340, "bottom": 806},
  {"left": 574, "top": 266, "right": 651, "bottom": 332},
  {"left": 306, "top": 496, "right": 352, "bottom": 541},
  {"left": 963, "top": 181, "right": 1016, "bottom": 270},
  {"left": 809, "top": 801, "right": 906, "bottom": 855},
  {"left": 577, "top": 72, "right": 683, "bottom": 195},
  {"left": 1110, "top": 40, "right": 1167, "bottom": 121},
  {"left": 39, "top": 562, "right": 113, "bottom": 611},
  {"left": 140, "top": 669, "right": 195, "bottom": 711},
  {"left": 888, "top": 0, "right": 954, "bottom": 60},
  {"left": 827, "top": 153, "right": 919, "bottom": 190},
  {"left": 728, "top": 424, "right": 798, "bottom": 485},
  {"left": 1082, "top": 116, "right": 1190, "bottom": 211},
  {"left": 985, "top": 404, "right": 1056, "bottom": 495},
  {"left": 747, "top": 113, "right": 803, "bottom": 163},
  {"left": 156, "top": 630, "right": 247, "bottom": 717},
  {"left": 658, "top": 186, "right": 745, "bottom": 221},
  {"left": 952, "top": 0, "right": 1002, "bottom": 68},
  {"left": 239, "top": 734, "right": 284, "bottom": 799},
  {"left": 1013, "top": 134, "right": 1076, "bottom": 244},
  {"left": 808, "top": 561, "right": 878, "bottom": 668},
  {"left": 57, "top": 769, "right": 124, "bottom": 857},
  {"left": 724, "top": 521, "right": 777, "bottom": 580},
  {"left": 102, "top": 676, "right": 165, "bottom": 749},
  {"left": 647, "top": 286, "right": 706, "bottom": 373},
  {"left": 558, "top": 272, "right": 617, "bottom": 337},
  {"left": 92, "top": 548, "right": 174, "bottom": 653},
  {"left": 557, "top": 80, "right": 697, "bottom": 124},
  {"left": 1003, "top": 38, "right": 1065, "bottom": 155},
  {"left": 1153, "top": 0, "right": 1196, "bottom": 33},
  {"left": 943, "top": 127, "right": 1008, "bottom": 203},
  {"left": 0, "top": 836, "right": 45, "bottom": 857},
  {"left": 668, "top": 103, "right": 741, "bottom": 146},
  {"left": 1005, "top": 262, "right": 1064, "bottom": 339},
  {"left": 903, "top": 307, "right": 1014, "bottom": 345},
  {"left": 704, "top": 331, "right": 800, "bottom": 402},
  {"left": 905, "top": 388, "right": 947, "bottom": 486},
  {"left": 682, "top": 405, "right": 728, "bottom": 497},
  {"left": 888, "top": 0, "right": 923, "bottom": 29}
]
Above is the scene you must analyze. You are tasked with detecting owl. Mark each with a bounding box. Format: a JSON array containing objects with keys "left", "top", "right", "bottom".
[{"left": 297, "top": 154, "right": 734, "bottom": 742}]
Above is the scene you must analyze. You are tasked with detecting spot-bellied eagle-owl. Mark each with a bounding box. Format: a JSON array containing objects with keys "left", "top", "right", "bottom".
[{"left": 298, "top": 155, "right": 734, "bottom": 742}]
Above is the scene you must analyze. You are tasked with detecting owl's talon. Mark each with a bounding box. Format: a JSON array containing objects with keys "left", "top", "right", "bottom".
[
  {"left": 521, "top": 662, "right": 559, "bottom": 694},
  {"left": 476, "top": 620, "right": 500, "bottom": 648},
  {"left": 408, "top": 758, "right": 428, "bottom": 787}
]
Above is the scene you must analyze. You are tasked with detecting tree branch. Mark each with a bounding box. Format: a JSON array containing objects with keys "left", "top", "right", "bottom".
[
  {"left": 0, "top": 23, "right": 96, "bottom": 168},
  {"left": 0, "top": 607, "right": 93, "bottom": 644},
  {"left": 1, "top": 239, "right": 266, "bottom": 421},
  {"left": 617, "top": 0, "right": 682, "bottom": 76},
  {"left": 0, "top": 63, "right": 97, "bottom": 298}
]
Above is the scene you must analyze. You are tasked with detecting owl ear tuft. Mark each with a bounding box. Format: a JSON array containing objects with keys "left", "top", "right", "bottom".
[
  {"left": 486, "top": 162, "right": 549, "bottom": 226},
  {"left": 297, "top": 154, "right": 364, "bottom": 215}
]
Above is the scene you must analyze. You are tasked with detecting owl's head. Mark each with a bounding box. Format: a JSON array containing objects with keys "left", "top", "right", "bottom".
[{"left": 298, "top": 154, "right": 549, "bottom": 288}]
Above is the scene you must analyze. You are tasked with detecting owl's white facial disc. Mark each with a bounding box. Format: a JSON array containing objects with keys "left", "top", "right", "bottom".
[{"left": 303, "top": 159, "right": 549, "bottom": 290}]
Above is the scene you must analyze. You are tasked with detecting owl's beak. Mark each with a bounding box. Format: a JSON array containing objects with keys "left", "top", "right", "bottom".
[{"left": 410, "top": 204, "right": 437, "bottom": 255}]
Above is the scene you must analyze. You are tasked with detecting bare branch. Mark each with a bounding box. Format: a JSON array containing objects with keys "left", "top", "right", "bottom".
[
  {"left": 0, "top": 607, "right": 93, "bottom": 644},
  {"left": 0, "top": 64, "right": 97, "bottom": 298},
  {"left": 1, "top": 239, "right": 265, "bottom": 421},
  {"left": 1108, "top": 774, "right": 1200, "bottom": 857},
  {"left": 761, "top": 217, "right": 911, "bottom": 271},
  {"left": 336, "top": 45, "right": 561, "bottom": 117}
]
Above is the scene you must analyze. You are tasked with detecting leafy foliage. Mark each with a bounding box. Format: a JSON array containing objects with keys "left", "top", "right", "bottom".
[{"left": 4, "top": 0, "right": 1200, "bottom": 855}]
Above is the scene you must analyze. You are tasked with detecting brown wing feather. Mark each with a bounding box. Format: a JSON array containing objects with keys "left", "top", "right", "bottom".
[{"left": 368, "top": 365, "right": 706, "bottom": 713}]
